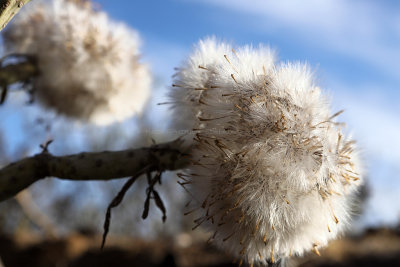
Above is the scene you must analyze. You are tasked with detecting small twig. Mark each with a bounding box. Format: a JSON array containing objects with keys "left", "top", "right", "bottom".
[
  {"left": 153, "top": 189, "right": 167, "bottom": 222},
  {"left": 39, "top": 139, "right": 53, "bottom": 153},
  {"left": 142, "top": 171, "right": 153, "bottom": 220},
  {"left": 0, "top": 85, "right": 7, "bottom": 104},
  {"left": 150, "top": 172, "right": 167, "bottom": 221},
  {"left": 142, "top": 190, "right": 151, "bottom": 220},
  {"left": 101, "top": 168, "right": 169, "bottom": 249},
  {"left": 142, "top": 171, "right": 166, "bottom": 221},
  {"left": 101, "top": 165, "right": 150, "bottom": 250}
]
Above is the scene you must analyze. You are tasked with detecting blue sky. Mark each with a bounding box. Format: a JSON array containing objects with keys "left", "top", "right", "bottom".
[{"left": 94, "top": 0, "right": 400, "bottom": 226}]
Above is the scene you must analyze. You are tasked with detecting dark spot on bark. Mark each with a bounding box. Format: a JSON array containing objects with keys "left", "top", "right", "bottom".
[
  {"left": 127, "top": 151, "right": 135, "bottom": 158},
  {"left": 57, "top": 170, "right": 64, "bottom": 177},
  {"left": 116, "top": 169, "right": 124, "bottom": 176},
  {"left": 139, "top": 159, "right": 146, "bottom": 167},
  {"left": 78, "top": 154, "right": 85, "bottom": 159},
  {"left": 2, "top": 1, "right": 10, "bottom": 9},
  {"left": 34, "top": 165, "right": 47, "bottom": 178},
  {"left": 69, "top": 166, "right": 77, "bottom": 175},
  {"left": 17, "top": 165, "right": 25, "bottom": 171},
  {"left": 9, "top": 176, "right": 17, "bottom": 183},
  {"left": 51, "top": 163, "right": 57, "bottom": 172},
  {"left": 170, "top": 153, "right": 178, "bottom": 162},
  {"left": 95, "top": 159, "right": 103, "bottom": 167},
  {"left": 158, "top": 163, "right": 166, "bottom": 169}
]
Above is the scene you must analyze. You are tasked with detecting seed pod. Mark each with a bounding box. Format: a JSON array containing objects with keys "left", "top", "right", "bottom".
[
  {"left": 171, "top": 38, "right": 363, "bottom": 265},
  {"left": 3, "top": 0, "right": 151, "bottom": 125}
]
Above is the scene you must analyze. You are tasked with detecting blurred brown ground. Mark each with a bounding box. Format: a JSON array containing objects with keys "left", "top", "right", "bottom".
[{"left": 0, "top": 226, "right": 399, "bottom": 267}]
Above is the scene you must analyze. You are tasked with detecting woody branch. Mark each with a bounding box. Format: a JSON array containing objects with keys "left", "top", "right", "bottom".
[
  {"left": 0, "top": 0, "right": 31, "bottom": 30},
  {"left": 0, "top": 139, "right": 190, "bottom": 202}
]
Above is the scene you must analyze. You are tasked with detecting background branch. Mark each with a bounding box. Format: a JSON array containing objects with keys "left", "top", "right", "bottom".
[
  {"left": 15, "top": 189, "right": 58, "bottom": 238},
  {"left": 0, "top": 0, "right": 31, "bottom": 30},
  {"left": 0, "top": 56, "right": 38, "bottom": 85},
  {"left": 0, "top": 139, "right": 190, "bottom": 202},
  {"left": 0, "top": 54, "right": 38, "bottom": 103}
]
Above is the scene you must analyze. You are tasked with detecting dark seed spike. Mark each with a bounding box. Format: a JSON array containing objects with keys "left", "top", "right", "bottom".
[
  {"left": 149, "top": 171, "right": 162, "bottom": 188},
  {"left": 0, "top": 85, "right": 7, "bottom": 104},
  {"left": 146, "top": 171, "right": 152, "bottom": 184},
  {"left": 101, "top": 166, "right": 149, "bottom": 250},
  {"left": 102, "top": 175, "right": 139, "bottom": 249},
  {"left": 153, "top": 190, "right": 167, "bottom": 222},
  {"left": 158, "top": 171, "right": 163, "bottom": 185},
  {"left": 142, "top": 192, "right": 151, "bottom": 220}
]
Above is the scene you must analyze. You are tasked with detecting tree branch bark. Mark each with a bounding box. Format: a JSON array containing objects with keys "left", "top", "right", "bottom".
[
  {"left": 0, "top": 0, "right": 31, "bottom": 31},
  {"left": 0, "top": 139, "right": 190, "bottom": 202},
  {"left": 0, "top": 57, "right": 38, "bottom": 85}
]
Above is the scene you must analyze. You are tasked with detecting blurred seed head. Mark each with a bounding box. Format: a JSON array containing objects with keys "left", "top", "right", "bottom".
[
  {"left": 171, "top": 38, "right": 363, "bottom": 265},
  {"left": 3, "top": 0, "right": 151, "bottom": 125}
]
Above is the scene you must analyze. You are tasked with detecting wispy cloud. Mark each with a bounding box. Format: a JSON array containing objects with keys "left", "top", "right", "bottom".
[{"left": 184, "top": 0, "right": 400, "bottom": 81}]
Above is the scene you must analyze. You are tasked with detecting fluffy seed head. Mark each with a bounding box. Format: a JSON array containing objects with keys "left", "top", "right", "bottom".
[
  {"left": 171, "top": 38, "right": 363, "bottom": 265},
  {"left": 3, "top": 0, "right": 151, "bottom": 125}
]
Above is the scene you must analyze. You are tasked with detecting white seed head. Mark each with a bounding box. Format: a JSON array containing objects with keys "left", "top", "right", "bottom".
[
  {"left": 170, "top": 37, "right": 275, "bottom": 133},
  {"left": 3, "top": 0, "right": 151, "bottom": 125},
  {"left": 171, "top": 38, "right": 363, "bottom": 265}
]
